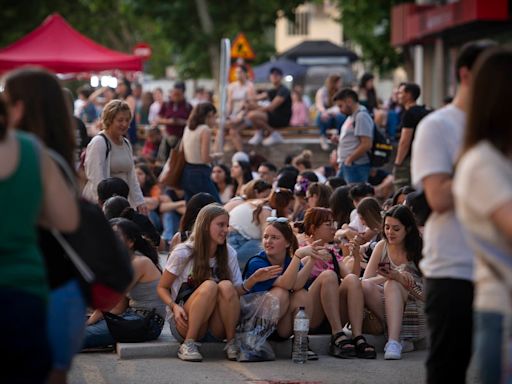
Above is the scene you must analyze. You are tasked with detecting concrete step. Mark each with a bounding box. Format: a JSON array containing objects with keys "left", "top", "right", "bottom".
[{"left": 117, "top": 322, "right": 426, "bottom": 360}]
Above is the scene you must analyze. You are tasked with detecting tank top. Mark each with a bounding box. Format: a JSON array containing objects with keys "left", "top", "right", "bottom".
[
  {"left": 128, "top": 279, "right": 166, "bottom": 318},
  {"left": 183, "top": 124, "right": 211, "bottom": 164},
  {"left": 0, "top": 132, "right": 47, "bottom": 301}
]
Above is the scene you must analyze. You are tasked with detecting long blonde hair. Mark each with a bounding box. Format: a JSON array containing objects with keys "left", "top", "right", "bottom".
[{"left": 189, "top": 204, "right": 231, "bottom": 285}]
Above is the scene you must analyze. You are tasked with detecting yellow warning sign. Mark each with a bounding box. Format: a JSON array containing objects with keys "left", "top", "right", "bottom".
[{"left": 230, "top": 33, "right": 256, "bottom": 60}]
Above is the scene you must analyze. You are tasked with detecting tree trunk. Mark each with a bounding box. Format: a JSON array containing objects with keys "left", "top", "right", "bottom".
[{"left": 194, "top": 0, "right": 220, "bottom": 87}]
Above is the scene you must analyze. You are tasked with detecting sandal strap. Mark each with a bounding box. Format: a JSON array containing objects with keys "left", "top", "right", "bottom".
[
  {"left": 332, "top": 331, "right": 353, "bottom": 348},
  {"left": 353, "top": 335, "right": 375, "bottom": 352},
  {"left": 352, "top": 335, "right": 367, "bottom": 344}
]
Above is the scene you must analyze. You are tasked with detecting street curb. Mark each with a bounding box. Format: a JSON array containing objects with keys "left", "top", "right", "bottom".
[{"left": 116, "top": 324, "right": 426, "bottom": 360}]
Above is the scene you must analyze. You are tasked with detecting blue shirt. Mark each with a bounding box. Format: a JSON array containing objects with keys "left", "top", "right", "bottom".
[{"left": 243, "top": 251, "right": 299, "bottom": 293}]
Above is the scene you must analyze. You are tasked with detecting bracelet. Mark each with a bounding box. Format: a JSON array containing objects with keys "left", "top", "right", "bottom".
[{"left": 241, "top": 280, "right": 250, "bottom": 293}]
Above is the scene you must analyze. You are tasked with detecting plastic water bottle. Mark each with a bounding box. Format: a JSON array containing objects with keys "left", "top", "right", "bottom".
[{"left": 292, "top": 306, "right": 309, "bottom": 364}]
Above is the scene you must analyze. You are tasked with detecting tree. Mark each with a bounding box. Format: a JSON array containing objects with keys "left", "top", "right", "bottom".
[
  {"left": 136, "top": 0, "right": 305, "bottom": 81},
  {"left": 335, "top": 0, "right": 409, "bottom": 74},
  {"left": 0, "top": 0, "right": 172, "bottom": 77}
]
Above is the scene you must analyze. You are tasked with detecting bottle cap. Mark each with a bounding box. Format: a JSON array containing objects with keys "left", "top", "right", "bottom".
[{"left": 299, "top": 306, "right": 305, "bottom": 310}]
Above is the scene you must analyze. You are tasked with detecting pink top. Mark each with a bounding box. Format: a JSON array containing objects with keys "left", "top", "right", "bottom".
[
  {"left": 290, "top": 101, "right": 310, "bottom": 127},
  {"left": 299, "top": 240, "right": 343, "bottom": 280}
]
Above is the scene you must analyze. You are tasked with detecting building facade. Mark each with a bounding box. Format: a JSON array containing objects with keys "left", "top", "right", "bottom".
[{"left": 391, "top": 0, "right": 512, "bottom": 108}]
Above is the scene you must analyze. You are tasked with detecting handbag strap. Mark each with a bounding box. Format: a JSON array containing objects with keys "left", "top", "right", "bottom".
[{"left": 46, "top": 148, "right": 96, "bottom": 283}]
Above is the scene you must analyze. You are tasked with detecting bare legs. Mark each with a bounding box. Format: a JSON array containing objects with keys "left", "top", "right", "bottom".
[
  {"left": 178, "top": 280, "right": 239, "bottom": 341},
  {"left": 270, "top": 287, "right": 311, "bottom": 338},
  {"left": 362, "top": 279, "right": 408, "bottom": 341},
  {"left": 247, "top": 110, "right": 273, "bottom": 137},
  {"left": 309, "top": 270, "right": 343, "bottom": 335},
  {"left": 339, "top": 274, "right": 365, "bottom": 337}
]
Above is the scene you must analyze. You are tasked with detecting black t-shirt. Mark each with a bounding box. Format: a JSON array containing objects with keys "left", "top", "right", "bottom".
[
  {"left": 400, "top": 105, "right": 430, "bottom": 157},
  {"left": 267, "top": 84, "right": 292, "bottom": 120}
]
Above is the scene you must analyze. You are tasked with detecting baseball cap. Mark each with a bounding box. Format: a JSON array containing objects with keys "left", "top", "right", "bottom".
[
  {"left": 231, "top": 151, "right": 250, "bottom": 164},
  {"left": 269, "top": 67, "right": 283, "bottom": 76}
]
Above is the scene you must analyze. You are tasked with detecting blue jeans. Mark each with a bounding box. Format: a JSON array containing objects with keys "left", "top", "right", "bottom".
[
  {"left": 1, "top": 288, "right": 52, "bottom": 383},
  {"left": 83, "top": 309, "right": 163, "bottom": 348},
  {"left": 47, "top": 279, "right": 86, "bottom": 370},
  {"left": 338, "top": 163, "right": 371, "bottom": 184},
  {"left": 162, "top": 211, "right": 181, "bottom": 242},
  {"left": 474, "top": 311, "right": 505, "bottom": 384},
  {"left": 316, "top": 113, "right": 346, "bottom": 137},
  {"left": 228, "top": 231, "right": 263, "bottom": 269},
  {"left": 181, "top": 163, "right": 221, "bottom": 203}
]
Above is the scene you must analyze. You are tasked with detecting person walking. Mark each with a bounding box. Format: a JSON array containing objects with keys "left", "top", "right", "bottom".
[
  {"left": 411, "top": 40, "right": 496, "bottom": 384},
  {"left": 454, "top": 46, "right": 512, "bottom": 384}
]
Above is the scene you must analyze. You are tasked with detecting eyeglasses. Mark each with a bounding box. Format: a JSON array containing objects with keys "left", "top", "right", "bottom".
[{"left": 266, "top": 217, "right": 289, "bottom": 224}]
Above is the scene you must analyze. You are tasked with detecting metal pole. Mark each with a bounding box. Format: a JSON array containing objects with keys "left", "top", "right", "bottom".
[{"left": 217, "top": 38, "right": 230, "bottom": 153}]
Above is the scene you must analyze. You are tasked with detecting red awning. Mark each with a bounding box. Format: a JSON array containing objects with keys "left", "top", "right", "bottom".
[{"left": 0, "top": 13, "right": 143, "bottom": 73}]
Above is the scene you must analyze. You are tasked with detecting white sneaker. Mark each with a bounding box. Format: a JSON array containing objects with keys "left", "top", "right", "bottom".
[
  {"left": 384, "top": 340, "right": 402, "bottom": 360},
  {"left": 320, "top": 136, "right": 330, "bottom": 151},
  {"left": 262, "top": 131, "right": 284, "bottom": 146},
  {"left": 248, "top": 130, "right": 264, "bottom": 145},
  {"left": 178, "top": 340, "right": 203, "bottom": 362},
  {"left": 224, "top": 339, "right": 239, "bottom": 361}
]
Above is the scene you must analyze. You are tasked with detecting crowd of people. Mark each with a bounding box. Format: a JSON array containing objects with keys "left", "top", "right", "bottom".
[{"left": 1, "top": 39, "right": 511, "bottom": 384}]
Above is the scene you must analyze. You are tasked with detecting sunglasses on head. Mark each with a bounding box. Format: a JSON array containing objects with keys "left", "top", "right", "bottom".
[{"left": 266, "top": 216, "right": 289, "bottom": 224}]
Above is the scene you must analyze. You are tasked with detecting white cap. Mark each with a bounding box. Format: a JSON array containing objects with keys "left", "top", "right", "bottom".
[{"left": 231, "top": 151, "right": 250, "bottom": 164}]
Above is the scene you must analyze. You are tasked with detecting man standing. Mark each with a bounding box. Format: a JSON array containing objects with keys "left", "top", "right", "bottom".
[
  {"left": 154, "top": 81, "right": 192, "bottom": 160},
  {"left": 393, "top": 82, "right": 429, "bottom": 189},
  {"left": 333, "top": 89, "right": 373, "bottom": 183},
  {"left": 246, "top": 67, "right": 292, "bottom": 146},
  {"left": 411, "top": 40, "right": 495, "bottom": 384}
]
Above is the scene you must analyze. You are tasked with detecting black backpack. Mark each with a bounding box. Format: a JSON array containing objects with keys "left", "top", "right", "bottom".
[{"left": 354, "top": 109, "right": 393, "bottom": 167}]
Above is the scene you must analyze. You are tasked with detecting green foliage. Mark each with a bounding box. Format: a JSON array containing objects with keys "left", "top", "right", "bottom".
[
  {"left": 135, "top": 0, "right": 304, "bottom": 79},
  {"left": 335, "top": 0, "right": 408, "bottom": 74},
  {"left": 0, "top": 0, "right": 172, "bottom": 77}
]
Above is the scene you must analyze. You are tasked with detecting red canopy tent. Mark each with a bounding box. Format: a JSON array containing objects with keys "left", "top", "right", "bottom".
[{"left": 0, "top": 13, "right": 143, "bottom": 73}]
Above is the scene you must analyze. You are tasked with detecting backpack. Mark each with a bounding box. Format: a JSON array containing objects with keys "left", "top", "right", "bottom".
[
  {"left": 49, "top": 149, "right": 134, "bottom": 311},
  {"left": 79, "top": 132, "right": 129, "bottom": 170},
  {"left": 354, "top": 109, "right": 393, "bottom": 168},
  {"left": 369, "top": 125, "right": 393, "bottom": 167}
]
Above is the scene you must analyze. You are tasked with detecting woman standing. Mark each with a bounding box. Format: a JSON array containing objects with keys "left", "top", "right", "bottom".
[
  {"left": 181, "top": 102, "right": 222, "bottom": 202},
  {"left": 83, "top": 219, "right": 165, "bottom": 348},
  {"left": 157, "top": 204, "right": 243, "bottom": 362},
  {"left": 83, "top": 100, "right": 147, "bottom": 214},
  {"left": 454, "top": 47, "right": 512, "bottom": 384},
  {"left": 3, "top": 67, "right": 83, "bottom": 384},
  {"left": 362, "top": 205, "right": 425, "bottom": 360},
  {"left": 0, "top": 91, "right": 79, "bottom": 383}
]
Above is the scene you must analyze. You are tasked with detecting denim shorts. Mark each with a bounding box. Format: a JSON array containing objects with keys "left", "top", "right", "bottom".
[{"left": 168, "top": 315, "right": 223, "bottom": 343}]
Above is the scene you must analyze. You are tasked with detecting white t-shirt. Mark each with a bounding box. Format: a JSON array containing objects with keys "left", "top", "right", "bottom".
[
  {"left": 454, "top": 141, "right": 512, "bottom": 314},
  {"left": 411, "top": 104, "right": 474, "bottom": 281},
  {"left": 165, "top": 242, "right": 243, "bottom": 302}
]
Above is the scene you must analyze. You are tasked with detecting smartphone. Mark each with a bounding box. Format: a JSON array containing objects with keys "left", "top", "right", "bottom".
[{"left": 378, "top": 261, "right": 390, "bottom": 269}]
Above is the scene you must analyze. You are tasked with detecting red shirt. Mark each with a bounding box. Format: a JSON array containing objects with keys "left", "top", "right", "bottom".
[{"left": 158, "top": 100, "right": 193, "bottom": 137}]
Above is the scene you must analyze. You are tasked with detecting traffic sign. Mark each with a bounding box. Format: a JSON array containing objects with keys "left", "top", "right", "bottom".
[
  {"left": 133, "top": 42, "right": 152, "bottom": 60},
  {"left": 230, "top": 33, "right": 256, "bottom": 60}
]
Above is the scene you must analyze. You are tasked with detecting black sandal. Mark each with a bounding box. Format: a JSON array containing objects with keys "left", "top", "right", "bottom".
[
  {"left": 353, "top": 335, "right": 377, "bottom": 359},
  {"left": 329, "top": 331, "right": 356, "bottom": 359}
]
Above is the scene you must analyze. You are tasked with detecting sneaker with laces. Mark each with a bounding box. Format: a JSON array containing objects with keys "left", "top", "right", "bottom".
[
  {"left": 320, "top": 136, "right": 330, "bottom": 151},
  {"left": 248, "top": 130, "right": 264, "bottom": 145},
  {"left": 384, "top": 340, "right": 402, "bottom": 360},
  {"left": 178, "top": 340, "right": 203, "bottom": 362},
  {"left": 262, "top": 131, "right": 284, "bottom": 146},
  {"left": 224, "top": 339, "right": 239, "bottom": 361}
]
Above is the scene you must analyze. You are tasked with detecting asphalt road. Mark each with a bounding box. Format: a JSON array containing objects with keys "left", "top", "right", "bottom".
[{"left": 69, "top": 350, "right": 479, "bottom": 384}]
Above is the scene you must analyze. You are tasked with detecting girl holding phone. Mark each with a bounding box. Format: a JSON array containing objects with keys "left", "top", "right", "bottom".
[{"left": 362, "top": 205, "right": 424, "bottom": 360}]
